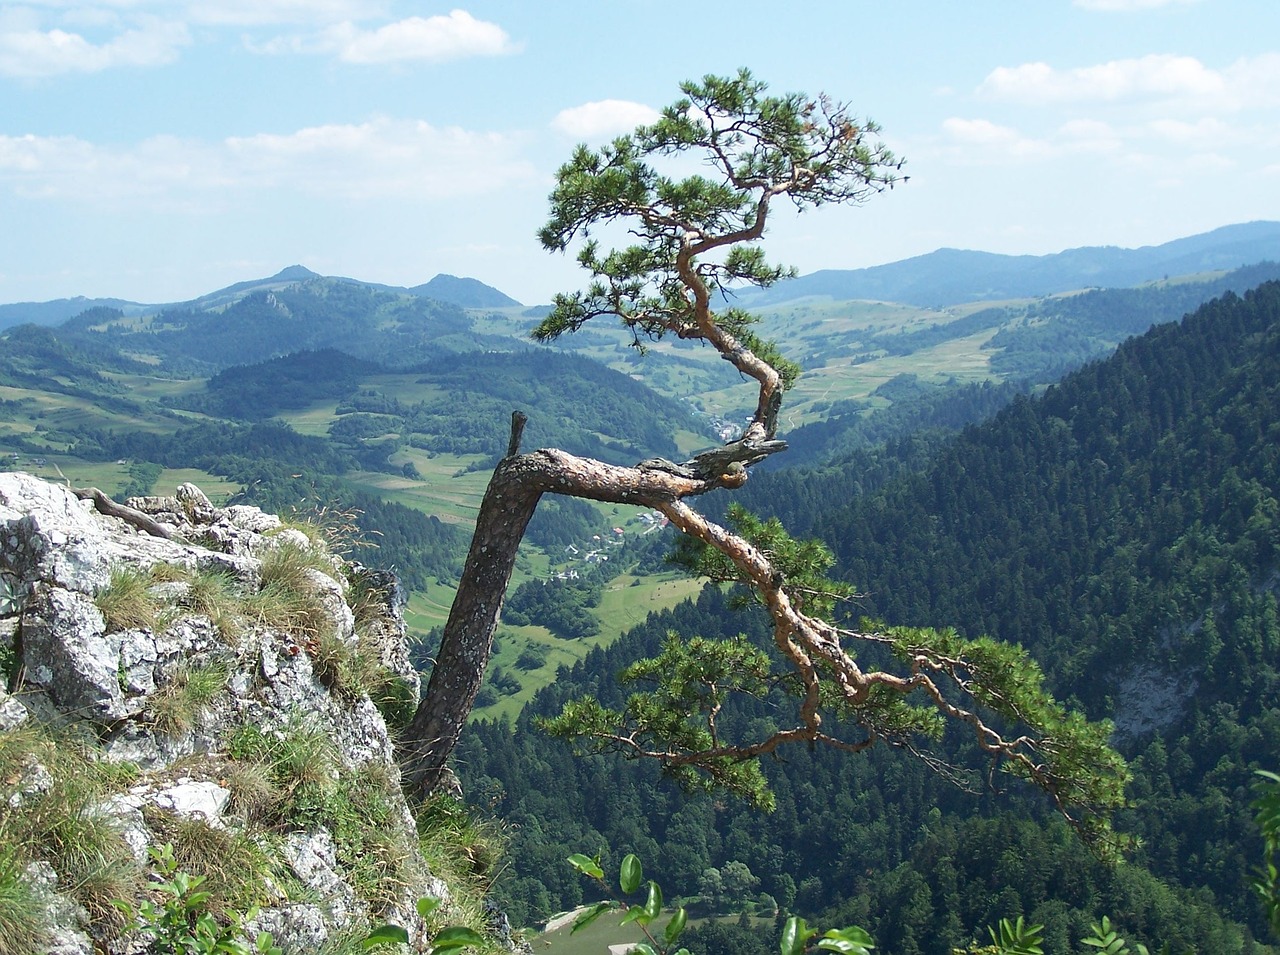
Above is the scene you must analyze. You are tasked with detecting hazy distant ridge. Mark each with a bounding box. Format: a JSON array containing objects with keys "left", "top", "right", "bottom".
[
  {"left": 4, "top": 221, "right": 1278, "bottom": 328},
  {"left": 0, "top": 266, "right": 520, "bottom": 331},
  {"left": 739, "top": 220, "right": 1280, "bottom": 307}
]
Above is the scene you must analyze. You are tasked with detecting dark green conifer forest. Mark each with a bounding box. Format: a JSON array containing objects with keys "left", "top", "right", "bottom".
[{"left": 455, "top": 282, "right": 1280, "bottom": 954}]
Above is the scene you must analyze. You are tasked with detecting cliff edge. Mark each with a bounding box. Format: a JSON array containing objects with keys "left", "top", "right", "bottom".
[{"left": 0, "top": 472, "right": 452, "bottom": 953}]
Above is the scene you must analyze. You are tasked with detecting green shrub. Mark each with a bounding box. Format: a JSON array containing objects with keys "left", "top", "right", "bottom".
[{"left": 114, "top": 843, "right": 282, "bottom": 955}]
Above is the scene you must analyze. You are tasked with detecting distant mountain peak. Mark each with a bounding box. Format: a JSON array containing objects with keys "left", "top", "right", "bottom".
[
  {"left": 271, "top": 265, "right": 321, "bottom": 282},
  {"left": 409, "top": 274, "right": 521, "bottom": 308}
]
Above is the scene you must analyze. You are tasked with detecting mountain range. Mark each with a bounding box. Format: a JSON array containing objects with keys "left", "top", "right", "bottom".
[
  {"left": 2, "top": 220, "right": 1278, "bottom": 331},
  {"left": 737, "top": 220, "right": 1280, "bottom": 307},
  {"left": 0, "top": 266, "right": 520, "bottom": 331}
]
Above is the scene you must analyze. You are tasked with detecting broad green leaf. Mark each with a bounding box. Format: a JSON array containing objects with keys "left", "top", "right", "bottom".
[
  {"left": 417, "top": 897, "right": 443, "bottom": 919},
  {"left": 781, "top": 916, "right": 813, "bottom": 955},
  {"left": 816, "top": 926, "right": 875, "bottom": 955},
  {"left": 988, "top": 916, "right": 1043, "bottom": 955},
  {"left": 186, "top": 888, "right": 213, "bottom": 908},
  {"left": 620, "top": 854, "right": 643, "bottom": 895},
  {"left": 571, "top": 901, "right": 613, "bottom": 934},
  {"left": 433, "top": 926, "right": 487, "bottom": 953},
  {"left": 664, "top": 907, "right": 688, "bottom": 944},
  {"left": 631, "top": 944, "right": 658, "bottom": 955},
  {"left": 642, "top": 881, "right": 663, "bottom": 922},
  {"left": 363, "top": 925, "right": 410, "bottom": 948},
  {"left": 568, "top": 853, "right": 605, "bottom": 880}
]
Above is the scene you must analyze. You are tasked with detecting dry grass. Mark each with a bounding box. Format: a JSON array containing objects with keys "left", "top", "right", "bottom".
[
  {"left": 148, "top": 660, "right": 229, "bottom": 736},
  {"left": 142, "top": 810, "right": 280, "bottom": 915},
  {"left": 220, "top": 759, "right": 279, "bottom": 824},
  {"left": 0, "top": 720, "right": 140, "bottom": 932},
  {"left": 180, "top": 567, "right": 244, "bottom": 640},
  {"left": 414, "top": 794, "right": 505, "bottom": 923},
  {"left": 94, "top": 565, "right": 162, "bottom": 632}
]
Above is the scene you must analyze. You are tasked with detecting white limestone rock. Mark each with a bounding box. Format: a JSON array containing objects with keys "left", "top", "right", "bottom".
[{"left": 0, "top": 472, "right": 445, "bottom": 953}]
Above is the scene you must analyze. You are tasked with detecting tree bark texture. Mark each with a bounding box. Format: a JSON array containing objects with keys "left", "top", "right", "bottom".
[{"left": 399, "top": 435, "right": 772, "bottom": 797}]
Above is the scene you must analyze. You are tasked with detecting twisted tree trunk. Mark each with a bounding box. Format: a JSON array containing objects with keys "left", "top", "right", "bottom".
[{"left": 399, "top": 414, "right": 784, "bottom": 798}]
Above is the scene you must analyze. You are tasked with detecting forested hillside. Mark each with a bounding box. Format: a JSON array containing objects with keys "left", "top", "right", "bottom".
[
  {"left": 456, "top": 282, "right": 1280, "bottom": 954},
  {"left": 746, "top": 261, "right": 1280, "bottom": 465}
]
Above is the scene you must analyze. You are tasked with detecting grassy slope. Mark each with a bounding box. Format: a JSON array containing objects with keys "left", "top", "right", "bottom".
[
  {"left": 0, "top": 299, "right": 1018, "bottom": 727},
  {"left": 0, "top": 296, "right": 1029, "bottom": 725},
  {"left": 474, "top": 571, "right": 706, "bottom": 723}
]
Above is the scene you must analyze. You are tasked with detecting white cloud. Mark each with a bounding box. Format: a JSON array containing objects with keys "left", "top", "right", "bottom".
[
  {"left": 932, "top": 118, "right": 1058, "bottom": 168},
  {"left": 304, "top": 10, "right": 518, "bottom": 64},
  {"left": 942, "top": 117, "right": 1021, "bottom": 146},
  {"left": 1056, "top": 118, "right": 1123, "bottom": 153},
  {"left": 938, "top": 116, "right": 1140, "bottom": 165},
  {"left": 1223, "top": 53, "right": 1280, "bottom": 110},
  {"left": 1, "top": 5, "right": 515, "bottom": 67},
  {"left": 0, "top": 16, "right": 188, "bottom": 77},
  {"left": 186, "top": 0, "right": 387, "bottom": 27},
  {"left": 551, "top": 100, "right": 661, "bottom": 139},
  {"left": 1144, "top": 116, "right": 1232, "bottom": 144},
  {"left": 226, "top": 118, "right": 533, "bottom": 198},
  {"left": 940, "top": 117, "right": 1053, "bottom": 161},
  {"left": 980, "top": 53, "right": 1224, "bottom": 104},
  {"left": 0, "top": 118, "right": 536, "bottom": 205},
  {"left": 12, "top": 1, "right": 387, "bottom": 27}
]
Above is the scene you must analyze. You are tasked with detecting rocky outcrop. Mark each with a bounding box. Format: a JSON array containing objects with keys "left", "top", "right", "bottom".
[{"left": 0, "top": 472, "right": 444, "bottom": 953}]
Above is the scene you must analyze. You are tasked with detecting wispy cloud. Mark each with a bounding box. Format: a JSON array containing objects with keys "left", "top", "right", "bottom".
[
  {"left": 940, "top": 117, "right": 1053, "bottom": 160},
  {"left": 1222, "top": 53, "right": 1280, "bottom": 109},
  {"left": 186, "top": 0, "right": 388, "bottom": 27},
  {"left": 551, "top": 100, "right": 660, "bottom": 139},
  {"left": 1143, "top": 116, "right": 1232, "bottom": 144},
  {"left": 0, "top": 118, "right": 536, "bottom": 206},
  {"left": 1, "top": 6, "right": 517, "bottom": 73},
  {"left": 11, "top": 1, "right": 388, "bottom": 27},
  {"left": 937, "top": 105, "right": 1279, "bottom": 185},
  {"left": 225, "top": 118, "right": 533, "bottom": 197},
  {"left": 256, "top": 10, "right": 520, "bottom": 63},
  {"left": 979, "top": 53, "right": 1224, "bottom": 104},
  {"left": 0, "top": 16, "right": 188, "bottom": 78}
]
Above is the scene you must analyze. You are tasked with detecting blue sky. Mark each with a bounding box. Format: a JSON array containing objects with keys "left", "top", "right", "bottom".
[{"left": 1, "top": 0, "right": 1277, "bottom": 306}]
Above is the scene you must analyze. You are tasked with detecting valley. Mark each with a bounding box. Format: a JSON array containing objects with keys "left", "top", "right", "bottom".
[{"left": 2, "top": 226, "right": 1280, "bottom": 952}]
